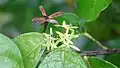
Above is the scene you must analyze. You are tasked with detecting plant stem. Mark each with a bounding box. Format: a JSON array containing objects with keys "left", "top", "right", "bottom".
[
  {"left": 83, "top": 32, "right": 108, "bottom": 49},
  {"left": 80, "top": 49, "right": 120, "bottom": 56}
]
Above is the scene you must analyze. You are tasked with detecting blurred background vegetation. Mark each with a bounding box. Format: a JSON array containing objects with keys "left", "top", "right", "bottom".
[{"left": 0, "top": 0, "right": 120, "bottom": 67}]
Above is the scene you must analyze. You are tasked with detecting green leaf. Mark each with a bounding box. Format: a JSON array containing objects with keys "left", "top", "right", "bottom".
[
  {"left": 0, "top": 33, "right": 24, "bottom": 68},
  {"left": 84, "top": 20, "right": 111, "bottom": 40},
  {"left": 14, "top": 32, "right": 47, "bottom": 68},
  {"left": 87, "top": 57, "right": 118, "bottom": 68},
  {"left": 76, "top": 0, "right": 112, "bottom": 21},
  {"left": 107, "top": 38, "right": 120, "bottom": 48},
  {"left": 38, "top": 48, "right": 88, "bottom": 68},
  {"left": 105, "top": 54, "right": 120, "bottom": 68},
  {"left": 61, "top": 13, "right": 79, "bottom": 25}
]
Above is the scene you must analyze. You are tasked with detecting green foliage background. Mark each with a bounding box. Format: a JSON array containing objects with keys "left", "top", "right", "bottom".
[{"left": 0, "top": 0, "right": 120, "bottom": 68}]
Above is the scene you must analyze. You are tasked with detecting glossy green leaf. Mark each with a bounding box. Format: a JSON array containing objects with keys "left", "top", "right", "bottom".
[
  {"left": 14, "top": 32, "right": 47, "bottom": 68},
  {"left": 38, "top": 48, "right": 88, "bottom": 68},
  {"left": 87, "top": 57, "right": 118, "bottom": 68},
  {"left": 0, "top": 33, "right": 24, "bottom": 68},
  {"left": 76, "top": 0, "right": 112, "bottom": 21}
]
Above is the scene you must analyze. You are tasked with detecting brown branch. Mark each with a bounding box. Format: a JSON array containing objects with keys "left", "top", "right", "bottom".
[{"left": 79, "top": 49, "right": 120, "bottom": 56}]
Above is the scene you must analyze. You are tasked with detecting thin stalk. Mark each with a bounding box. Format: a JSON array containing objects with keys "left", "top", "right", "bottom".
[
  {"left": 80, "top": 49, "right": 120, "bottom": 56},
  {"left": 83, "top": 32, "right": 108, "bottom": 49}
]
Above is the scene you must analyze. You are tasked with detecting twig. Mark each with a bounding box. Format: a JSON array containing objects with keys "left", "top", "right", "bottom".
[{"left": 79, "top": 49, "right": 120, "bottom": 56}]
